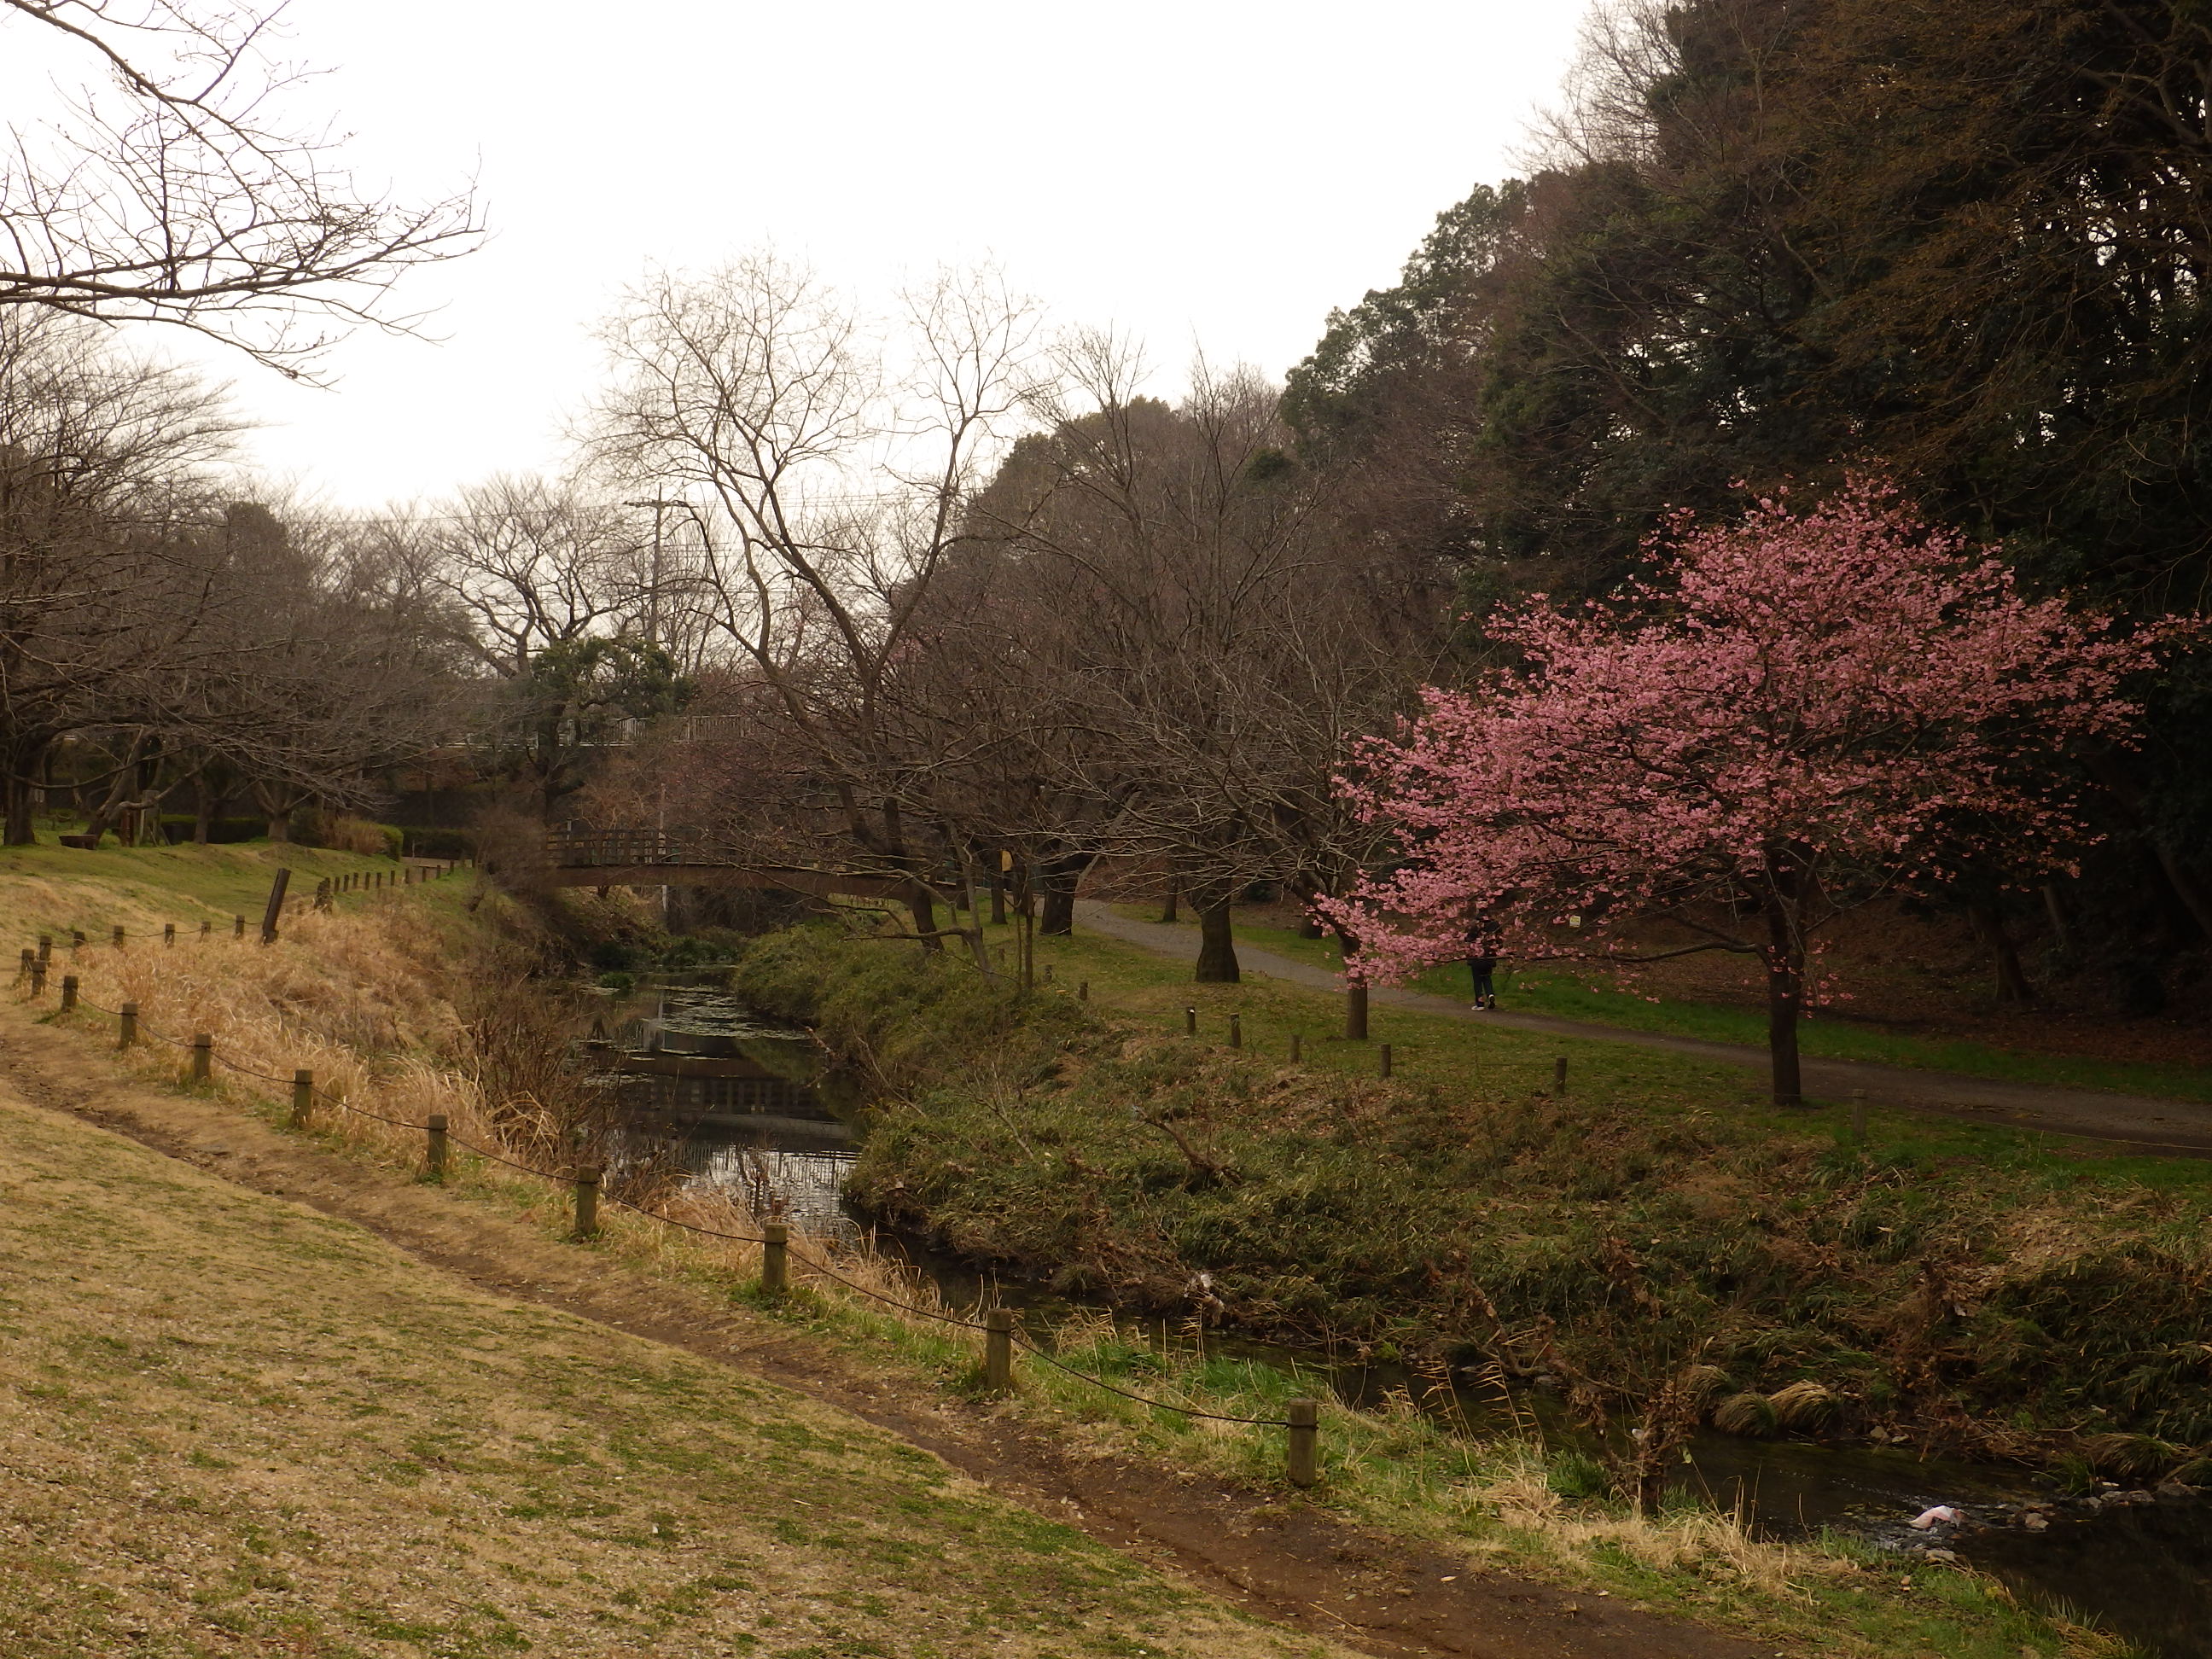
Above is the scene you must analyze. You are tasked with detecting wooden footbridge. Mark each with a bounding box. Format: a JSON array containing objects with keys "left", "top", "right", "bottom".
[{"left": 538, "top": 826, "right": 932, "bottom": 900}]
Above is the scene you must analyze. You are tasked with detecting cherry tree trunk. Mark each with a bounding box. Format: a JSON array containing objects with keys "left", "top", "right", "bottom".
[
  {"left": 1763, "top": 901, "right": 1805, "bottom": 1107},
  {"left": 1330, "top": 922, "right": 1368, "bottom": 1038},
  {"left": 1194, "top": 899, "right": 1240, "bottom": 983}
]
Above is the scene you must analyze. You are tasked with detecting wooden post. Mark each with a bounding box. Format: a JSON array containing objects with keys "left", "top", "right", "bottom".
[
  {"left": 572, "top": 1166, "right": 601, "bottom": 1238},
  {"left": 163, "top": 923, "right": 175, "bottom": 947},
  {"left": 1379, "top": 1043, "right": 1393, "bottom": 1080},
  {"left": 1289, "top": 1033, "right": 1301, "bottom": 1062},
  {"left": 113, "top": 925, "right": 125, "bottom": 948},
  {"left": 1345, "top": 983, "right": 1368, "bottom": 1041},
  {"left": 61, "top": 975, "right": 78, "bottom": 1013},
  {"left": 36, "top": 934, "right": 50, "bottom": 967},
  {"left": 1850, "top": 1091, "right": 1867, "bottom": 1146},
  {"left": 761, "top": 1220, "right": 789, "bottom": 1294},
  {"left": 190, "top": 1034, "right": 211, "bottom": 1084},
  {"left": 1185, "top": 1005, "right": 1197, "bottom": 1036},
  {"left": 1554, "top": 1056, "right": 1569, "bottom": 1097},
  {"left": 1228, "top": 1013, "right": 1242, "bottom": 1050},
  {"left": 29, "top": 955, "right": 45, "bottom": 997},
  {"left": 1286, "top": 1398, "right": 1319, "bottom": 1488},
  {"left": 70, "top": 929, "right": 84, "bottom": 948},
  {"left": 260, "top": 868, "right": 291, "bottom": 944},
  {"left": 426, "top": 1114, "right": 448, "bottom": 1180},
  {"left": 290, "top": 1069, "right": 314, "bottom": 1129},
  {"left": 118, "top": 1002, "right": 137, "bottom": 1049},
  {"left": 233, "top": 914, "right": 245, "bottom": 939},
  {"left": 1079, "top": 980, "right": 1089, "bottom": 1002},
  {"left": 983, "top": 1307, "right": 1015, "bottom": 1393},
  {"left": 199, "top": 920, "right": 211, "bottom": 940},
  {"left": 1042, "top": 963, "right": 1054, "bottom": 984},
  {"left": 17, "top": 947, "right": 32, "bottom": 983}
]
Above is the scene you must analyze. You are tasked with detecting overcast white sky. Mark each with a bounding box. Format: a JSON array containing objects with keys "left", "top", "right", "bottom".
[{"left": 15, "top": 1, "right": 1592, "bottom": 508}]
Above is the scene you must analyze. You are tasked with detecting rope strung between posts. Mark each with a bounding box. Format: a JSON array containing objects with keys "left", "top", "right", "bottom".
[
  {"left": 49, "top": 976, "right": 1289, "bottom": 1424},
  {"left": 1004, "top": 1335, "right": 1293, "bottom": 1425}
]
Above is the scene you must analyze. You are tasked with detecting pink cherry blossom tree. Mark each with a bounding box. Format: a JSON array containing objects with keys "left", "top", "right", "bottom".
[{"left": 1326, "top": 480, "right": 2170, "bottom": 1105}]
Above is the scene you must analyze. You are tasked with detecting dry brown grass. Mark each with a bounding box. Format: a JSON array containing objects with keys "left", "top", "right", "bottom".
[
  {"left": 23, "top": 894, "right": 958, "bottom": 1321},
  {"left": 0, "top": 1080, "right": 1349, "bottom": 1658}
]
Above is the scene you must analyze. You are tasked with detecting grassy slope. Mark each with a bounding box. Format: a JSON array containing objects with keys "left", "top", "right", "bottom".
[
  {"left": 0, "top": 835, "right": 402, "bottom": 940},
  {"left": 0, "top": 847, "right": 2129, "bottom": 1659},
  {"left": 739, "top": 919, "right": 2212, "bottom": 1458},
  {"left": 730, "top": 922, "right": 2163, "bottom": 1658},
  {"left": 0, "top": 1083, "right": 1335, "bottom": 1659},
  {"left": 1146, "top": 909, "right": 2212, "bottom": 1105}
]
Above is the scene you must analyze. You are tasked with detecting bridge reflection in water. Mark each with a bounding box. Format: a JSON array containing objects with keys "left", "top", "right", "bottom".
[{"left": 588, "top": 984, "right": 859, "bottom": 1241}]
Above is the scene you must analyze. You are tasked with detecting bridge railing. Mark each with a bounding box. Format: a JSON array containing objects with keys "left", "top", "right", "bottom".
[{"left": 545, "top": 826, "right": 701, "bottom": 868}]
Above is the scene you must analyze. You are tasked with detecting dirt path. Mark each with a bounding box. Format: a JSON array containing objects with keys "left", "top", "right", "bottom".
[
  {"left": 1076, "top": 901, "right": 2212, "bottom": 1155},
  {"left": 0, "top": 1002, "right": 1768, "bottom": 1659}
]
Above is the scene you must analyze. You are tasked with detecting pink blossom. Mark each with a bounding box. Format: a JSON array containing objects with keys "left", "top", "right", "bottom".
[{"left": 1323, "top": 479, "right": 2178, "bottom": 1101}]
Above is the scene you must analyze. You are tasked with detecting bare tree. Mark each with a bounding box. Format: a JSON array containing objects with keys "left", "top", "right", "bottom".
[
  {"left": 2, "top": 0, "right": 481, "bottom": 376},
  {"left": 583, "top": 253, "right": 1043, "bottom": 946},
  {"left": 952, "top": 344, "right": 1450, "bottom": 981},
  {"left": 431, "top": 477, "right": 649, "bottom": 679},
  {"left": 0, "top": 308, "right": 238, "bottom": 839}
]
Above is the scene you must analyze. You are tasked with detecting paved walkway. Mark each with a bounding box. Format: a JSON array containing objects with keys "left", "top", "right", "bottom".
[{"left": 1073, "top": 901, "right": 2212, "bottom": 1155}]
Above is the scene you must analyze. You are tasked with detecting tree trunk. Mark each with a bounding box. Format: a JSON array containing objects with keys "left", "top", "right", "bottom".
[
  {"left": 1194, "top": 899, "right": 1240, "bottom": 983},
  {"left": 1298, "top": 915, "right": 1324, "bottom": 940},
  {"left": 1763, "top": 908, "right": 1805, "bottom": 1107},
  {"left": 3, "top": 763, "right": 35, "bottom": 846},
  {"left": 1968, "top": 899, "right": 2034, "bottom": 1007},
  {"left": 989, "top": 868, "right": 1006, "bottom": 926},
  {"left": 1159, "top": 879, "right": 1179, "bottom": 925},
  {"left": 1039, "top": 852, "right": 1088, "bottom": 937},
  {"left": 2041, "top": 882, "right": 2075, "bottom": 964},
  {"left": 906, "top": 883, "right": 941, "bottom": 952},
  {"left": 193, "top": 781, "right": 214, "bottom": 846},
  {"left": 1327, "top": 922, "right": 1368, "bottom": 1038}
]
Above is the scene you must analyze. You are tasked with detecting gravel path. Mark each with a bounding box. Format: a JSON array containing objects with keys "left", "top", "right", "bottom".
[{"left": 1074, "top": 901, "right": 2212, "bottom": 1155}]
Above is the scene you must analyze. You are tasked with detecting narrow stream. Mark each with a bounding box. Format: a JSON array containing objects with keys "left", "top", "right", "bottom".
[{"left": 590, "top": 981, "right": 2212, "bottom": 1658}]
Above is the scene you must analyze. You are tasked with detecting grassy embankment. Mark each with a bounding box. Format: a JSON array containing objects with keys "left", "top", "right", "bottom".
[
  {"left": 1159, "top": 908, "right": 2212, "bottom": 1104},
  {"left": 0, "top": 1076, "right": 1336, "bottom": 1657},
  {"left": 738, "top": 918, "right": 2212, "bottom": 1464},
  {"left": 0, "top": 838, "right": 1349, "bottom": 1657},
  {"left": 0, "top": 842, "right": 2139, "bottom": 1659}
]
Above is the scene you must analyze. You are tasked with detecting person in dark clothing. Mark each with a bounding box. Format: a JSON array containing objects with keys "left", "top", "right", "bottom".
[{"left": 1464, "top": 922, "right": 1499, "bottom": 1010}]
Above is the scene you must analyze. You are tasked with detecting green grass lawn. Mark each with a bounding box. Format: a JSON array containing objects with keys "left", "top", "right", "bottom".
[
  {"left": 1110, "top": 906, "right": 2212, "bottom": 1105},
  {"left": 0, "top": 830, "right": 425, "bottom": 940},
  {"left": 966, "top": 912, "right": 2212, "bottom": 1195}
]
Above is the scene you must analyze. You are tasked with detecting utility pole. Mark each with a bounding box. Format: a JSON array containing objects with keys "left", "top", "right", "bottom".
[{"left": 623, "top": 498, "right": 678, "bottom": 647}]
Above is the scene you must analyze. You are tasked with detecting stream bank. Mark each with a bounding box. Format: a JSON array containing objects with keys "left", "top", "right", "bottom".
[
  {"left": 680, "top": 922, "right": 2212, "bottom": 1656},
  {"left": 585, "top": 965, "right": 2209, "bottom": 1656}
]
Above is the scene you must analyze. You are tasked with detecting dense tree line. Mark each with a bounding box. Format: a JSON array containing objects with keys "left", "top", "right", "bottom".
[
  {"left": 1287, "top": 0, "right": 2212, "bottom": 1006},
  {"left": 0, "top": 313, "right": 463, "bottom": 845}
]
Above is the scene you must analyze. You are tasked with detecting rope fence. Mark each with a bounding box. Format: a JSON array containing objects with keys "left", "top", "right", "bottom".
[{"left": 20, "top": 923, "right": 1317, "bottom": 1470}]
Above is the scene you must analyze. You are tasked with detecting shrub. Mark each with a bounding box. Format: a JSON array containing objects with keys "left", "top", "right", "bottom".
[{"left": 155, "top": 815, "right": 263, "bottom": 845}]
